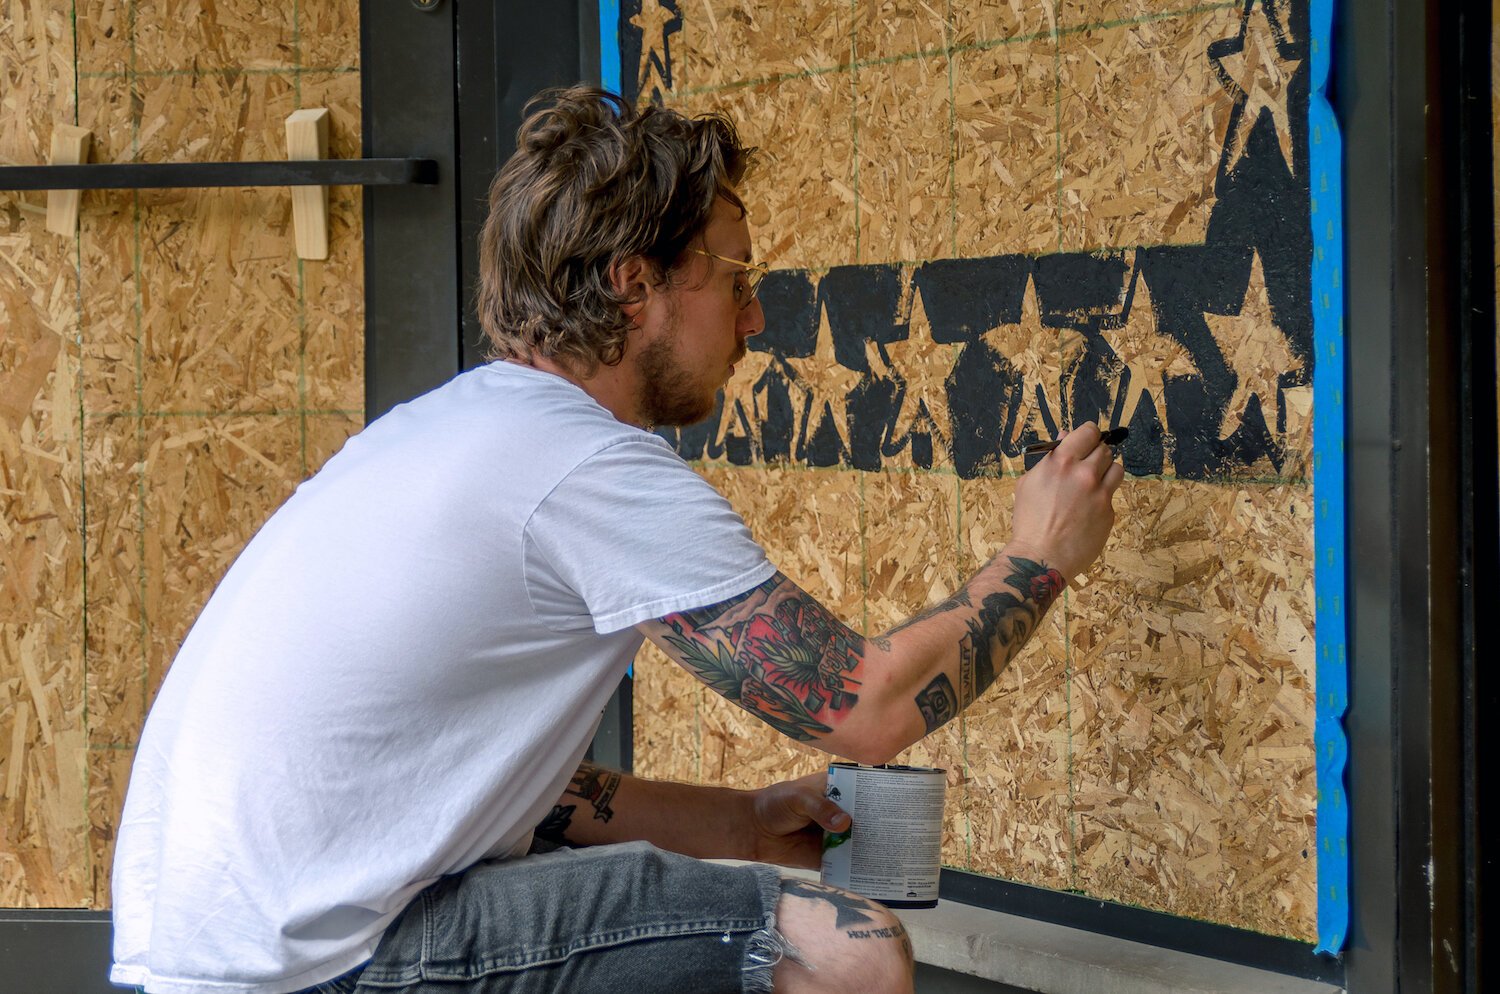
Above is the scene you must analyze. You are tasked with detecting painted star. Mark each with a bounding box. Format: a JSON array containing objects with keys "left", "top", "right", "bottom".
[
  {"left": 979, "top": 274, "right": 1082, "bottom": 449},
  {"left": 1208, "top": 0, "right": 1302, "bottom": 177},
  {"left": 1202, "top": 249, "right": 1303, "bottom": 441},
  {"left": 1102, "top": 268, "right": 1196, "bottom": 428},
  {"left": 882, "top": 282, "right": 963, "bottom": 459},
  {"left": 784, "top": 300, "right": 864, "bottom": 459},
  {"left": 713, "top": 347, "right": 777, "bottom": 457},
  {"left": 631, "top": 0, "right": 680, "bottom": 100}
]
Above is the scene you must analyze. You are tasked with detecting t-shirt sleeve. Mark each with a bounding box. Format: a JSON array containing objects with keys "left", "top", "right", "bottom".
[{"left": 523, "top": 436, "right": 776, "bottom": 634}]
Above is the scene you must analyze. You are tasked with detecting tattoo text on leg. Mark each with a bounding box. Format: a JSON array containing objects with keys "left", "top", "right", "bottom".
[
  {"left": 845, "top": 919, "right": 911, "bottom": 962},
  {"left": 660, "top": 572, "right": 866, "bottom": 742}
]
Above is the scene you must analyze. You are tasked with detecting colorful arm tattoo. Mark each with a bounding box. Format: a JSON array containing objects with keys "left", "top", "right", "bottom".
[
  {"left": 658, "top": 573, "right": 865, "bottom": 742},
  {"left": 654, "top": 557, "right": 1061, "bottom": 742}
]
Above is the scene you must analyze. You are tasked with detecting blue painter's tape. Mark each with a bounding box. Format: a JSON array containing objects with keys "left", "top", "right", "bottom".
[
  {"left": 600, "top": 0, "right": 622, "bottom": 96},
  {"left": 1309, "top": 0, "right": 1348, "bottom": 956}
]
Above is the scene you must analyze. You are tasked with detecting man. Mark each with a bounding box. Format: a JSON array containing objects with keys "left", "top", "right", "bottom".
[{"left": 111, "top": 87, "right": 1123, "bottom": 994}]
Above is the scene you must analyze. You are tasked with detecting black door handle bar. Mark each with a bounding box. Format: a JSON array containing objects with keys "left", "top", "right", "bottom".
[{"left": 0, "top": 158, "right": 438, "bottom": 191}]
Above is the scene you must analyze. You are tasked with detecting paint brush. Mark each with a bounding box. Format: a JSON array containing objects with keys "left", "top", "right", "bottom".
[{"left": 1024, "top": 426, "right": 1129, "bottom": 455}]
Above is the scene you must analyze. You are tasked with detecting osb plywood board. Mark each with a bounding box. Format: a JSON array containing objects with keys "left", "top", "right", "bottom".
[
  {"left": 1057, "top": 9, "right": 1239, "bottom": 252},
  {"left": 663, "top": 2, "right": 1242, "bottom": 266},
  {"left": 1, "top": 0, "right": 90, "bottom": 911},
  {"left": 2, "top": 0, "right": 363, "bottom": 909},
  {"left": 631, "top": 640, "right": 706, "bottom": 785},
  {"left": 1068, "top": 480, "right": 1315, "bottom": 935},
  {"left": 0, "top": 233, "right": 89, "bottom": 908},
  {"left": 624, "top": 0, "right": 1318, "bottom": 940},
  {"left": 667, "top": 81, "right": 860, "bottom": 273},
  {"left": 955, "top": 474, "right": 1073, "bottom": 890}
]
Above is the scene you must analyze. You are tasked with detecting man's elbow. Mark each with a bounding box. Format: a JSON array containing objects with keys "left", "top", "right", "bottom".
[
  {"left": 842, "top": 745, "right": 903, "bottom": 767},
  {"left": 835, "top": 726, "right": 911, "bottom": 767}
]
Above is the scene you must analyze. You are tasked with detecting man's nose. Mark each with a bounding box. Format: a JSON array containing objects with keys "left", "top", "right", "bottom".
[{"left": 740, "top": 295, "right": 766, "bottom": 337}]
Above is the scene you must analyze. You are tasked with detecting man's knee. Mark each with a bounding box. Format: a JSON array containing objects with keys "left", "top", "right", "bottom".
[{"left": 769, "top": 878, "right": 914, "bottom": 994}]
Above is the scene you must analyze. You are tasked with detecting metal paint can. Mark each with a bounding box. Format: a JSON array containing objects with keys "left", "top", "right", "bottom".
[{"left": 819, "top": 762, "right": 945, "bottom": 908}]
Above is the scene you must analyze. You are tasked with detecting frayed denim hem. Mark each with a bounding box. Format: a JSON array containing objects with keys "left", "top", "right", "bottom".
[{"left": 742, "top": 924, "right": 809, "bottom": 993}]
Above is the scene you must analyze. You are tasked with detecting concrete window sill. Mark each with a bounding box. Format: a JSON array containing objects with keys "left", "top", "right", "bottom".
[{"left": 771, "top": 866, "right": 1345, "bottom": 994}]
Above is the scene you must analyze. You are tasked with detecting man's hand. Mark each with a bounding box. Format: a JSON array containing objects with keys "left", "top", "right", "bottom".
[
  {"left": 1009, "top": 421, "right": 1125, "bottom": 580},
  {"left": 745, "top": 772, "right": 851, "bottom": 869}
]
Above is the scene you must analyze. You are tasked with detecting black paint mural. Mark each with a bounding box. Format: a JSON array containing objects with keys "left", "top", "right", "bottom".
[{"left": 622, "top": 0, "right": 1312, "bottom": 482}]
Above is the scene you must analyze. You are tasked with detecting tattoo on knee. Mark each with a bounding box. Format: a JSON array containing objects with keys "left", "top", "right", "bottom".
[
  {"left": 780, "top": 879, "right": 883, "bottom": 928},
  {"left": 781, "top": 880, "right": 912, "bottom": 964}
]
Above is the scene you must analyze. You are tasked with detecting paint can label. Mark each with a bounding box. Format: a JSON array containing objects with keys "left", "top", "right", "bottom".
[{"left": 819, "top": 762, "right": 945, "bottom": 908}]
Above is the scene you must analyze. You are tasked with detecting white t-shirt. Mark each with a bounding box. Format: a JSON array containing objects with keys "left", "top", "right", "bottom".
[{"left": 109, "top": 362, "right": 775, "bottom": 994}]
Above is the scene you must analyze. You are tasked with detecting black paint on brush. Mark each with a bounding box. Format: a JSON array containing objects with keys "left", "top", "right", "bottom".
[{"left": 1023, "top": 426, "right": 1130, "bottom": 455}]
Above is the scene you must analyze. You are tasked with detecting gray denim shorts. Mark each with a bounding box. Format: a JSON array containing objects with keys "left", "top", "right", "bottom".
[{"left": 302, "top": 841, "right": 790, "bottom": 994}]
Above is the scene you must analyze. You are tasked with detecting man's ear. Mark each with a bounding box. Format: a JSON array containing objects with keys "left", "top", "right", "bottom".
[{"left": 608, "top": 255, "right": 655, "bottom": 322}]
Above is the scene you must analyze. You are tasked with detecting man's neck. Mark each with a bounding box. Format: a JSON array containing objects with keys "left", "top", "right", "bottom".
[{"left": 507, "top": 355, "right": 643, "bottom": 427}]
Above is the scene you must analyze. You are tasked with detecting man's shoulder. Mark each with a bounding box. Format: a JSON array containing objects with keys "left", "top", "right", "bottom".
[
  {"left": 403, "top": 362, "right": 652, "bottom": 450},
  {"left": 314, "top": 363, "right": 671, "bottom": 508},
  {"left": 443, "top": 365, "right": 689, "bottom": 491}
]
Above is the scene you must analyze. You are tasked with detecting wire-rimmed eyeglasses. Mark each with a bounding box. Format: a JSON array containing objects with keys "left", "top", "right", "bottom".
[{"left": 691, "top": 249, "right": 770, "bottom": 310}]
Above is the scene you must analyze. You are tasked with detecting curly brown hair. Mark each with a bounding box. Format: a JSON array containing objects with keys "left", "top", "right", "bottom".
[{"left": 475, "top": 86, "right": 757, "bottom": 375}]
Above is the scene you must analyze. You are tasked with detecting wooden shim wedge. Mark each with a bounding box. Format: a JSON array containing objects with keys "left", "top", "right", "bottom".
[
  {"left": 45, "top": 125, "right": 93, "bottom": 236},
  {"left": 286, "top": 108, "right": 331, "bottom": 260}
]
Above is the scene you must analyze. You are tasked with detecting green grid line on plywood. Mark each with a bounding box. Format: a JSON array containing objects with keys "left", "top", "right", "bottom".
[
  {"left": 684, "top": 460, "right": 1313, "bottom": 489},
  {"left": 83, "top": 409, "right": 364, "bottom": 420},
  {"left": 77, "top": 66, "right": 360, "bottom": 79},
  {"left": 673, "top": 2, "right": 1239, "bottom": 99}
]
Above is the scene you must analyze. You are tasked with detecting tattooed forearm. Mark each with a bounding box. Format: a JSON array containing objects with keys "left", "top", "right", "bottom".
[
  {"left": 567, "top": 763, "right": 621, "bottom": 822},
  {"left": 906, "top": 556, "right": 1064, "bottom": 729},
  {"left": 885, "top": 589, "right": 972, "bottom": 639},
  {"left": 659, "top": 573, "right": 864, "bottom": 742},
  {"left": 533, "top": 764, "right": 623, "bottom": 847},
  {"left": 955, "top": 556, "right": 1064, "bottom": 708}
]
